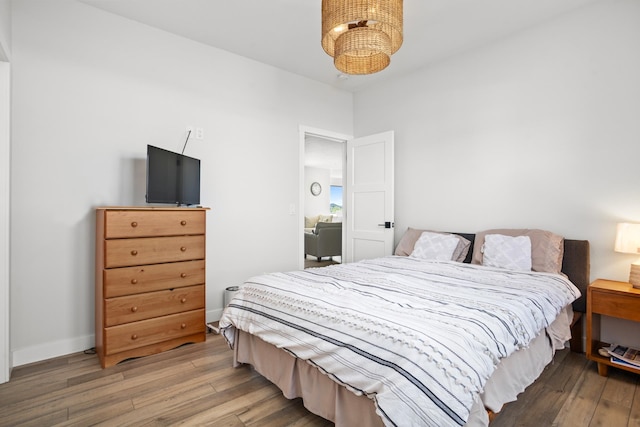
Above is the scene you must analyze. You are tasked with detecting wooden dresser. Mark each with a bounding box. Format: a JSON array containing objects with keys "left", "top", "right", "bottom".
[{"left": 95, "top": 207, "right": 208, "bottom": 368}]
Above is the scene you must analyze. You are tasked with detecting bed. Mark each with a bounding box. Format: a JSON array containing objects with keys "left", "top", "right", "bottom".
[{"left": 219, "top": 229, "right": 590, "bottom": 427}]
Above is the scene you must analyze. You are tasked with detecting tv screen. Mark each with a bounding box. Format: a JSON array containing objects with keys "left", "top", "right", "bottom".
[{"left": 146, "top": 145, "right": 201, "bottom": 206}]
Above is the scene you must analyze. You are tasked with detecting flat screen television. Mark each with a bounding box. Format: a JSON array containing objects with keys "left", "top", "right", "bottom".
[{"left": 145, "top": 145, "right": 201, "bottom": 206}]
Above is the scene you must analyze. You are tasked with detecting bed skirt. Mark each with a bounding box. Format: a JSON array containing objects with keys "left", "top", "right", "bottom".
[
  {"left": 234, "top": 327, "right": 384, "bottom": 426},
  {"left": 231, "top": 304, "right": 572, "bottom": 427}
]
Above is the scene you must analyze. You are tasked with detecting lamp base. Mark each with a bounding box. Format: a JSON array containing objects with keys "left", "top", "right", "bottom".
[{"left": 630, "top": 264, "right": 640, "bottom": 288}]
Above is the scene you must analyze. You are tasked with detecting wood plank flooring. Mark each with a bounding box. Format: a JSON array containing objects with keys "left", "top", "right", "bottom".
[
  {"left": 0, "top": 332, "right": 331, "bottom": 427},
  {"left": 304, "top": 255, "right": 340, "bottom": 269},
  {"left": 1, "top": 332, "right": 639, "bottom": 426}
]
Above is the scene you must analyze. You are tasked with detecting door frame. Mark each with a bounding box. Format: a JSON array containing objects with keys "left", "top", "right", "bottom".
[
  {"left": 0, "top": 60, "right": 10, "bottom": 383},
  {"left": 298, "top": 125, "right": 352, "bottom": 270}
]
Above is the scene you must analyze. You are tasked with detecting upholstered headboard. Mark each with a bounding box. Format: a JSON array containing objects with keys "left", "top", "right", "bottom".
[
  {"left": 451, "top": 232, "right": 590, "bottom": 313},
  {"left": 561, "top": 239, "right": 591, "bottom": 313}
]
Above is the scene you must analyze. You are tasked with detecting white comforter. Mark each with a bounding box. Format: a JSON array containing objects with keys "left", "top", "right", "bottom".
[{"left": 219, "top": 257, "right": 581, "bottom": 427}]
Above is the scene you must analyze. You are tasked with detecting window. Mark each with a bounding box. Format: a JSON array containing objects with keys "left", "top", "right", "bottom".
[{"left": 330, "top": 185, "right": 342, "bottom": 214}]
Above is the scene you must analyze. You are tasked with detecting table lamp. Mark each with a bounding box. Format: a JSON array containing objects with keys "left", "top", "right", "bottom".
[{"left": 614, "top": 222, "right": 640, "bottom": 288}]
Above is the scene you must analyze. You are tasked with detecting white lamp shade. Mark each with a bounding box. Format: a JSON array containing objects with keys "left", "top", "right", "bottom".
[{"left": 614, "top": 223, "right": 640, "bottom": 254}]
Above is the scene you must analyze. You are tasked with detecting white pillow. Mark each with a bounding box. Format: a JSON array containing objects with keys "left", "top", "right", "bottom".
[
  {"left": 410, "top": 231, "right": 459, "bottom": 261},
  {"left": 482, "top": 234, "right": 532, "bottom": 271},
  {"left": 318, "top": 214, "right": 333, "bottom": 223}
]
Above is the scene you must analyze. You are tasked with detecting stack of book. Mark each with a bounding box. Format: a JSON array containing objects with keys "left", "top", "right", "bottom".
[{"left": 606, "top": 344, "right": 640, "bottom": 368}]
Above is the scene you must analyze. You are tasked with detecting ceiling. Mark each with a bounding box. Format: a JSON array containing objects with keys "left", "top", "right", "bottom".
[{"left": 80, "top": 0, "right": 599, "bottom": 93}]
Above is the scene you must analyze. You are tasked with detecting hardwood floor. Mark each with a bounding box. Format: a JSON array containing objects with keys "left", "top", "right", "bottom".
[
  {"left": 491, "top": 348, "right": 640, "bottom": 427},
  {"left": 0, "top": 332, "right": 331, "bottom": 427},
  {"left": 1, "top": 332, "right": 640, "bottom": 426},
  {"left": 304, "top": 255, "right": 340, "bottom": 269}
]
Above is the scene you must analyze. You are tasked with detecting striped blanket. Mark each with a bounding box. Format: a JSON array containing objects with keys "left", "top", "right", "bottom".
[{"left": 219, "top": 257, "right": 580, "bottom": 427}]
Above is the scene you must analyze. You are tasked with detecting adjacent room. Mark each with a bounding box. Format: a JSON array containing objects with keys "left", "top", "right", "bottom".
[
  {"left": 1, "top": 0, "right": 639, "bottom": 425},
  {"left": 304, "top": 134, "right": 344, "bottom": 267}
]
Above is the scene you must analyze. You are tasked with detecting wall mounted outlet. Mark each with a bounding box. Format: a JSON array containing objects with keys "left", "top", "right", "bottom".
[{"left": 195, "top": 127, "right": 204, "bottom": 140}]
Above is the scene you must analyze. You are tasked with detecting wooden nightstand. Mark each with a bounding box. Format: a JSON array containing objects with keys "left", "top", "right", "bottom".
[{"left": 586, "top": 278, "right": 640, "bottom": 376}]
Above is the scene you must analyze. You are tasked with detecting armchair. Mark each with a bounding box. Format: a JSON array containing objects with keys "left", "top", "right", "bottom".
[{"left": 305, "top": 222, "right": 342, "bottom": 261}]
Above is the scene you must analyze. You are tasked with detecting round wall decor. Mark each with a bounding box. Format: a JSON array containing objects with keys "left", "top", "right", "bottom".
[{"left": 310, "top": 182, "right": 322, "bottom": 196}]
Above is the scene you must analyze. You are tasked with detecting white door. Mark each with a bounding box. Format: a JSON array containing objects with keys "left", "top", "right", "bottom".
[{"left": 345, "top": 131, "right": 394, "bottom": 263}]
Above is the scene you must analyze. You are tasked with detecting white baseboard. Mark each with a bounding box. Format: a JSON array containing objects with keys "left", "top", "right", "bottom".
[
  {"left": 12, "top": 334, "right": 94, "bottom": 367},
  {"left": 207, "top": 307, "right": 224, "bottom": 323},
  {"left": 12, "top": 308, "right": 226, "bottom": 367}
]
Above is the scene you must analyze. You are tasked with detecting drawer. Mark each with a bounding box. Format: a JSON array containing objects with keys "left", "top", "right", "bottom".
[
  {"left": 104, "top": 210, "right": 205, "bottom": 238},
  {"left": 591, "top": 290, "right": 640, "bottom": 321},
  {"left": 104, "top": 309, "right": 205, "bottom": 355},
  {"left": 104, "top": 285, "right": 205, "bottom": 327},
  {"left": 105, "top": 235, "right": 205, "bottom": 268},
  {"left": 104, "top": 260, "right": 205, "bottom": 298}
]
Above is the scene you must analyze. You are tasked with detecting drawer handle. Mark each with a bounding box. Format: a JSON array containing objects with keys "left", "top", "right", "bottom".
[
  {"left": 131, "top": 250, "right": 138, "bottom": 256},
  {"left": 180, "top": 273, "right": 187, "bottom": 278},
  {"left": 131, "top": 221, "right": 138, "bottom": 228},
  {"left": 131, "top": 334, "right": 138, "bottom": 340},
  {"left": 180, "top": 247, "right": 186, "bottom": 252},
  {"left": 131, "top": 279, "right": 138, "bottom": 285},
  {"left": 131, "top": 306, "right": 138, "bottom": 313},
  {"left": 181, "top": 220, "right": 187, "bottom": 226},
  {"left": 181, "top": 323, "right": 186, "bottom": 329},
  {"left": 181, "top": 298, "right": 186, "bottom": 304}
]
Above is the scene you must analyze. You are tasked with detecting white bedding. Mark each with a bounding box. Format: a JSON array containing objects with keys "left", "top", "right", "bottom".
[{"left": 219, "top": 257, "right": 580, "bottom": 427}]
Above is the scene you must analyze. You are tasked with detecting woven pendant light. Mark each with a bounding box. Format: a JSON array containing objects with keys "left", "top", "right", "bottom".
[{"left": 322, "top": 0, "right": 403, "bottom": 75}]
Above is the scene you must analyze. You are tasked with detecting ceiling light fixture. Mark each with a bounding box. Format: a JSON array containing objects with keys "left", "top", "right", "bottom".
[{"left": 321, "top": 0, "right": 403, "bottom": 75}]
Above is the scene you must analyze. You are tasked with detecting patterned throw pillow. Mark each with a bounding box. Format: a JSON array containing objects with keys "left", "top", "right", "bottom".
[
  {"left": 471, "top": 229, "right": 564, "bottom": 273},
  {"left": 410, "top": 231, "right": 459, "bottom": 261},
  {"left": 482, "top": 234, "right": 532, "bottom": 271},
  {"left": 395, "top": 228, "right": 471, "bottom": 262}
]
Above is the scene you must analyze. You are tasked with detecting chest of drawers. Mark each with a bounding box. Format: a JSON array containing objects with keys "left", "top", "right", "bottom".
[{"left": 95, "top": 207, "right": 208, "bottom": 368}]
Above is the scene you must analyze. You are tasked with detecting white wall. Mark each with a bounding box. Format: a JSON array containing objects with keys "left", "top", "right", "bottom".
[
  {"left": 11, "top": 0, "right": 639, "bottom": 367},
  {"left": 354, "top": 0, "right": 640, "bottom": 284},
  {"left": 10, "top": 0, "right": 353, "bottom": 365},
  {"left": 304, "top": 167, "right": 331, "bottom": 217}
]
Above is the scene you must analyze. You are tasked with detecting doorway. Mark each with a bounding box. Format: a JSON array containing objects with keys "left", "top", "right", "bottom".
[{"left": 299, "top": 126, "right": 351, "bottom": 270}]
